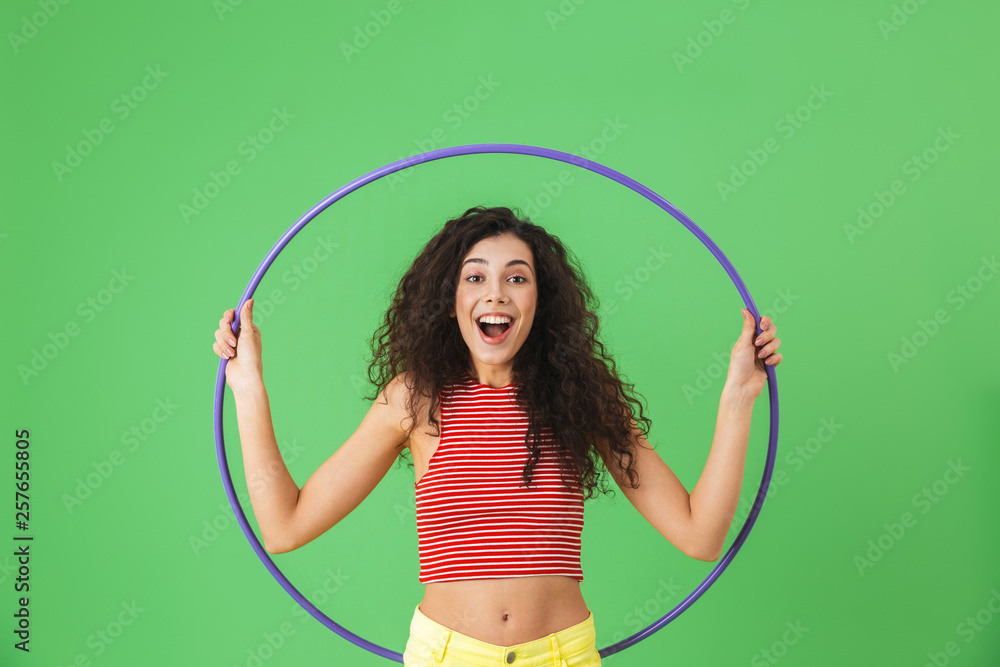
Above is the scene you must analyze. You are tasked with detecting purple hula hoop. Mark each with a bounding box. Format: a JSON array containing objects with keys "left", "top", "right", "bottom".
[{"left": 213, "top": 143, "right": 780, "bottom": 662}]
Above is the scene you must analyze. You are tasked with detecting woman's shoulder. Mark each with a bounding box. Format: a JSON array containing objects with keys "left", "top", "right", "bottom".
[
  {"left": 382, "top": 371, "right": 414, "bottom": 411},
  {"left": 386, "top": 370, "right": 457, "bottom": 399},
  {"left": 383, "top": 371, "right": 442, "bottom": 438},
  {"left": 383, "top": 370, "right": 437, "bottom": 413}
]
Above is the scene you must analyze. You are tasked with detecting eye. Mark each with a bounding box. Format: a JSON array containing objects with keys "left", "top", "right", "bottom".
[{"left": 464, "top": 274, "right": 528, "bottom": 284}]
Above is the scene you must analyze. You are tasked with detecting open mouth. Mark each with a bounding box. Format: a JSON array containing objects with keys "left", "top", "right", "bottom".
[{"left": 477, "top": 320, "right": 512, "bottom": 338}]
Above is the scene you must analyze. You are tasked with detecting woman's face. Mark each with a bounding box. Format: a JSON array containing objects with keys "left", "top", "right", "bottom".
[{"left": 450, "top": 233, "right": 538, "bottom": 382}]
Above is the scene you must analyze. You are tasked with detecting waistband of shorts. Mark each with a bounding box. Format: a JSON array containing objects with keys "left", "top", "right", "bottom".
[{"left": 410, "top": 604, "right": 596, "bottom": 665}]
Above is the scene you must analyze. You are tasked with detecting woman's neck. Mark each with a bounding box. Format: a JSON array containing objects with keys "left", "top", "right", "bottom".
[{"left": 465, "top": 365, "right": 515, "bottom": 389}]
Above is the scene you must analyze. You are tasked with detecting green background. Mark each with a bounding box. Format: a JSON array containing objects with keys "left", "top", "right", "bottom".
[{"left": 3, "top": 0, "right": 997, "bottom": 665}]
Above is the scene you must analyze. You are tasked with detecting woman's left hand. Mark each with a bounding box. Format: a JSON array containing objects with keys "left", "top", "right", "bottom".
[{"left": 727, "top": 308, "right": 783, "bottom": 400}]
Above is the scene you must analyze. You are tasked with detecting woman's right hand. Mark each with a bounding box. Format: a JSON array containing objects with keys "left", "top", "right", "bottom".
[{"left": 213, "top": 299, "right": 263, "bottom": 393}]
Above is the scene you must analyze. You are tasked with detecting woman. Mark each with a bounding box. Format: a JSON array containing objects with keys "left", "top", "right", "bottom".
[{"left": 211, "top": 206, "right": 783, "bottom": 666}]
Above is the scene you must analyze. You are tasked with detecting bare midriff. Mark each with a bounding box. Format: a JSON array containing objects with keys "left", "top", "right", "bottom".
[{"left": 419, "top": 577, "right": 590, "bottom": 646}]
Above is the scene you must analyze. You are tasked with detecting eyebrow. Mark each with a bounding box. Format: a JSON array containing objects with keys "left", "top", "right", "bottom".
[{"left": 462, "top": 258, "right": 534, "bottom": 274}]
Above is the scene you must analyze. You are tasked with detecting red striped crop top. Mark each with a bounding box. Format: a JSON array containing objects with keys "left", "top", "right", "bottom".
[{"left": 414, "top": 370, "right": 585, "bottom": 584}]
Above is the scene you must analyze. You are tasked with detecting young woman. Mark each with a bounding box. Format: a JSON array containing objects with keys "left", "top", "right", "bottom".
[{"left": 211, "top": 206, "right": 784, "bottom": 666}]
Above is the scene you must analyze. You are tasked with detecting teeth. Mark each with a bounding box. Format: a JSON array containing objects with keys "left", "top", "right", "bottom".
[{"left": 478, "top": 315, "right": 511, "bottom": 324}]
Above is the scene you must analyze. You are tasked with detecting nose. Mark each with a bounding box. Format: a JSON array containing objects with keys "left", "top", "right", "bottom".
[{"left": 483, "top": 276, "right": 508, "bottom": 304}]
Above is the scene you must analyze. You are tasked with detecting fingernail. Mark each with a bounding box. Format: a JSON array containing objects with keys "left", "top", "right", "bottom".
[{"left": 228, "top": 338, "right": 236, "bottom": 346}]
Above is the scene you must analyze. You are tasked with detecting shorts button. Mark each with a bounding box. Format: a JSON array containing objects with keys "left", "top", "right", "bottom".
[{"left": 506, "top": 650, "right": 516, "bottom": 663}]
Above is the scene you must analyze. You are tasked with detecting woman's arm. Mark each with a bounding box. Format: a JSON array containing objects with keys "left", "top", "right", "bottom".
[
  {"left": 596, "top": 422, "right": 720, "bottom": 562},
  {"left": 687, "top": 383, "right": 755, "bottom": 560},
  {"left": 595, "top": 309, "right": 782, "bottom": 561},
  {"left": 234, "top": 373, "right": 412, "bottom": 554},
  {"left": 595, "top": 386, "right": 756, "bottom": 561},
  {"left": 272, "top": 373, "right": 411, "bottom": 553},
  {"left": 232, "top": 378, "right": 299, "bottom": 553},
  {"left": 216, "top": 299, "right": 411, "bottom": 554}
]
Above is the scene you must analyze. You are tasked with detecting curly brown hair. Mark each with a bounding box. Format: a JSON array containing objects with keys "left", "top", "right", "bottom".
[{"left": 365, "top": 205, "right": 651, "bottom": 500}]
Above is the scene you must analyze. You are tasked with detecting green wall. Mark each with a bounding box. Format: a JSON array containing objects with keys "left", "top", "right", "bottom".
[{"left": 3, "top": 1, "right": 997, "bottom": 665}]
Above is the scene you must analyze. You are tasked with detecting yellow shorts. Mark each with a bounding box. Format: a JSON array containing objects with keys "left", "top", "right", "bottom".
[{"left": 403, "top": 604, "right": 602, "bottom": 666}]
